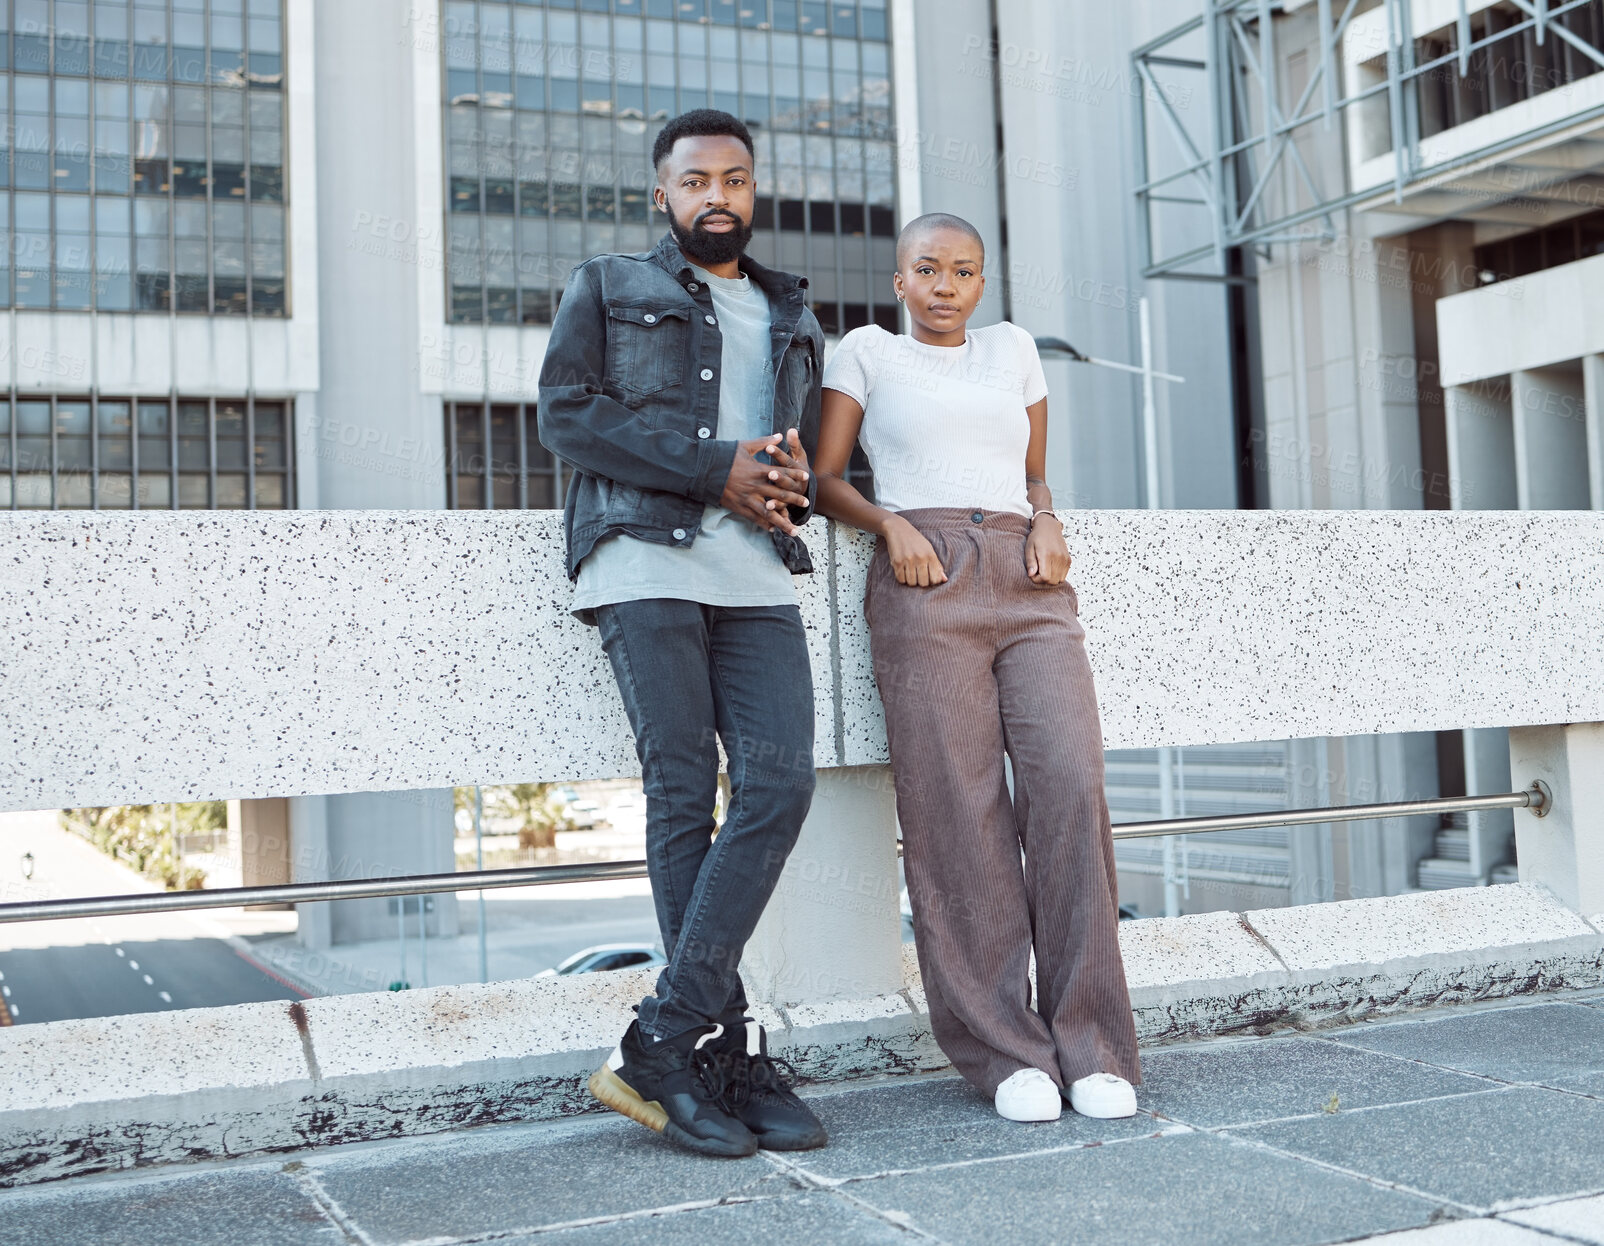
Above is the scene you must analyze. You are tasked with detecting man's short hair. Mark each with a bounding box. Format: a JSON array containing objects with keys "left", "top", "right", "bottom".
[
  {"left": 895, "top": 212, "right": 986, "bottom": 268},
  {"left": 652, "top": 109, "right": 757, "bottom": 171}
]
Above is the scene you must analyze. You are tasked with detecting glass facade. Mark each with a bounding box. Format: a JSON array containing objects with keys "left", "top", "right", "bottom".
[
  {"left": 445, "top": 400, "right": 566, "bottom": 509},
  {"left": 442, "top": 0, "right": 899, "bottom": 335},
  {"left": 0, "top": 393, "right": 293, "bottom": 507},
  {"left": 0, "top": 0, "right": 287, "bottom": 315}
]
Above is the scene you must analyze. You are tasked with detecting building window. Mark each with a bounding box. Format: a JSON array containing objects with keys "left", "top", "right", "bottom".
[
  {"left": 0, "top": 393, "right": 293, "bottom": 508},
  {"left": 1412, "top": 1, "right": 1604, "bottom": 140},
  {"left": 441, "top": 0, "right": 897, "bottom": 336},
  {"left": 445, "top": 400, "right": 565, "bottom": 508},
  {"left": 0, "top": 0, "right": 289, "bottom": 317},
  {"left": 1473, "top": 206, "right": 1604, "bottom": 285}
]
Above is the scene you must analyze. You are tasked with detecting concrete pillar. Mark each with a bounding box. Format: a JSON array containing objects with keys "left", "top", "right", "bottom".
[
  {"left": 1464, "top": 727, "right": 1514, "bottom": 881},
  {"left": 225, "top": 798, "right": 292, "bottom": 909},
  {"left": 325, "top": 790, "right": 459, "bottom": 946},
  {"left": 1582, "top": 354, "right": 1604, "bottom": 509},
  {"left": 741, "top": 765, "right": 903, "bottom": 1007},
  {"left": 1445, "top": 380, "right": 1517, "bottom": 509},
  {"left": 1511, "top": 365, "right": 1590, "bottom": 510},
  {"left": 1508, "top": 723, "right": 1604, "bottom": 917}
]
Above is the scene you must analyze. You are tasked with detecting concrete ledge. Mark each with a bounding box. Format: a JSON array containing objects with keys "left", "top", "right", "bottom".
[{"left": 2, "top": 883, "right": 1599, "bottom": 1188}]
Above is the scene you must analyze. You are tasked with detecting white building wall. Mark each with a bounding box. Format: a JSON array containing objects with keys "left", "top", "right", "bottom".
[{"left": 988, "top": 1, "right": 1239, "bottom": 510}]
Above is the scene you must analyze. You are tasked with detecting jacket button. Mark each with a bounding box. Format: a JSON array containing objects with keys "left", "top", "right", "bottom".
[
  {"left": 700, "top": 367, "right": 714, "bottom": 381},
  {"left": 697, "top": 427, "right": 711, "bottom": 439},
  {"left": 971, "top": 510, "right": 984, "bottom": 523},
  {"left": 643, "top": 313, "right": 657, "bottom": 324},
  {"left": 672, "top": 528, "right": 687, "bottom": 540},
  {"left": 687, "top": 282, "right": 699, "bottom": 293},
  {"left": 705, "top": 314, "right": 716, "bottom": 325}
]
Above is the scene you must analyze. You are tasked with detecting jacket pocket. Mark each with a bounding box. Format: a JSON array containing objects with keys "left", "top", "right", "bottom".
[{"left": 604, "top": 303, "right": 691, "bottom": 401}]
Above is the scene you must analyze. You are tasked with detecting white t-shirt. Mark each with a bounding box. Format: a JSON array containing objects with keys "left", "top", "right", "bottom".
[{"left": 820, "top": 321, "right": 1048, "bottom": 517}]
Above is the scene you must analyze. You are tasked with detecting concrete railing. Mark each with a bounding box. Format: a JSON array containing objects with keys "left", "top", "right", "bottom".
[{"left": 2, "top": 508, "right": 1603, "bottom": 1185}]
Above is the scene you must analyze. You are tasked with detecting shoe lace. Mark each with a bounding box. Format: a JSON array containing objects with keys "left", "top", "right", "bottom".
[
  {"left": 719, "top": 1047, "right": 801, "bottom": 1108},
  {"left": 688, "top": 1043, "right": 734, "bottom": 1108}
]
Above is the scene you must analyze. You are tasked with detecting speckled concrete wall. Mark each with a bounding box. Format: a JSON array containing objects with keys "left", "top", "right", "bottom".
[{"left": 3, "top": 508, "right": 1603, "bottom": 811}]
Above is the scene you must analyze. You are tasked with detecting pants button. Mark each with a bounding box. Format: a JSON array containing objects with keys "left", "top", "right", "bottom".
[{"left": 970, "top": 510, "right": 984, "bottom": 524}]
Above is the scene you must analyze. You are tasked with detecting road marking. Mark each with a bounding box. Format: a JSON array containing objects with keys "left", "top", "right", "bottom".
[
  {"left": 129, "top": 960, "right": 140, "bottom": 971},
  {"left": 2, "top": 985, "right": 10, "bottom": 997},
  {"left": 143, "top": 974, "right": 154, "bottom": 985},
  {"left": 159, "top": 991, "right": 172, "bottom": 1003},
  {"left": 115, "top": 947, "right": 125, "bottom": 958}
]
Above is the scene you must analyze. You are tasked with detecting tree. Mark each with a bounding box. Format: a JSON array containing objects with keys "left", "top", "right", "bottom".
[
  {"left": 484, "top": 783, "right": 573, "bottom": 851},
  {"left": 59, "top": 803, "right": 218, "bottom": 890}
]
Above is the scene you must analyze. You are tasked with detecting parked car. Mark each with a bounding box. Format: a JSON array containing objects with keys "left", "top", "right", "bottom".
[
  {"left": 535, "top": 943, "right": 666, "bottom": 978},
  {"left": 554, "top": 786, "right": 606, "bottom": 830}
]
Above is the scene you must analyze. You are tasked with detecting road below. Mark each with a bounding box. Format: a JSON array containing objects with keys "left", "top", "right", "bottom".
[{"left": 0, "top": 811, "right": 303, "bottom": 1025}]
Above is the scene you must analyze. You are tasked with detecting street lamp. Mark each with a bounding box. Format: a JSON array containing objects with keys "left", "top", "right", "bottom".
[
  {"left": 20, "top": 852, "right": 33, "bottom": 881},
  {"left": 1035, "top": 296, "right": 1190, "bottom": 919}
]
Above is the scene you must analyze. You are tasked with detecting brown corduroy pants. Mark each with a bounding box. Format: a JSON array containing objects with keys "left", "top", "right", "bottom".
[{"left": 865, "top": 508, "right": 1142, "bottom": 1096}]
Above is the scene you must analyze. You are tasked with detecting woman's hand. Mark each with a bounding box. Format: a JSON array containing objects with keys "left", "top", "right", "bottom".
[
  {"left": 882, "top": 514, "right": 948, "bottom": 587},
  {"left": 1025, "top": 515, "right": 1072, "bottom": 584}
]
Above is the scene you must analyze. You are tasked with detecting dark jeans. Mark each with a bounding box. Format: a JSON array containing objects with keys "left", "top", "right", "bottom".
[{"left": 595, "top": 598, "right": 817, "bottom": 1039}]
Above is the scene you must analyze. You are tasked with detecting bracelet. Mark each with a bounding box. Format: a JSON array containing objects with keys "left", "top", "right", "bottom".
[{"left": 1030, "top": 509, "right": 1062, "bottom": 528}]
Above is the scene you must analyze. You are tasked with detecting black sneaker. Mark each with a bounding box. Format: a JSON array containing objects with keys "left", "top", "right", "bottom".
[
  {"left": 713, "top": 1020, "right": 828, "bottom": 1151},
  {"left": 587, "top": 1020, "right": 758, "bottom": 1158}
]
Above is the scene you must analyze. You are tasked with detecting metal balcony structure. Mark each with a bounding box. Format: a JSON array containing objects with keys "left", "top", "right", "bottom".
[{"left": 1133, "top": 0, "right": 1604, "bottom": 280}]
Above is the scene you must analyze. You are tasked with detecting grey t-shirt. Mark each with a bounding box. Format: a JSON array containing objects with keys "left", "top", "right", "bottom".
[{"left": 570, "top": 262, "right": 798, "bottom": 617}]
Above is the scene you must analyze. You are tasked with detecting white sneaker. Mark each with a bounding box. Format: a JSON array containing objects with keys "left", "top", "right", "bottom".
[
  {"left": 994, "top": 1068, "right": 1063, "bottom": 1122},
  {"left": 1067, "top": 1072, "right": 1137, "bottom": 1119}
]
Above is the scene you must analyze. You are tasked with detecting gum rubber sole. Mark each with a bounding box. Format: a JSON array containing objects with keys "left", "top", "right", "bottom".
[
  {"left": 588, "top": 1062, "right": 759, "bottom": 1158},
  {"left": 588, "top": 1064, "right": 669, "bottom": 1132}
]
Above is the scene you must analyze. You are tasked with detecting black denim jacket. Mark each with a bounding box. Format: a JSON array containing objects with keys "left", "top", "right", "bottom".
[{"left": 537, "top": 233, "right": 825, "bottom": 594}]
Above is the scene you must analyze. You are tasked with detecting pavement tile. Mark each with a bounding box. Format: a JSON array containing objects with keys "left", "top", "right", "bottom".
[
  {"left": 1501, "top": 1191, "right": 1604, "bottom": 1244},
  {"left": 1139, "top": 1036, "right": 1494, "bottom": 1128},
  {"left": 848, "top": 1128, "right": 1439, "bottom": 1246},
  {"left": 497, "top": 1191, "right": 909, "bottom": 1244},
  {"left": 0, "top": 1168, "right": 344, "bottom": 1246},
  {"left": 308, "top": 1117, "right": 793, "bottom": 1242},
  {"left": 1328, "top": 1002, "right": 1604, "bottom": 1093},
  {"left": 1230, "top": 1085, "right": 1604, "bottom": 1212},
  {"left": 1355, "top": 1221, "right": 1555, "bottom": 1244},
  {"left": 791, "top": 1073, "right": 1158, "bottom": 1180}
]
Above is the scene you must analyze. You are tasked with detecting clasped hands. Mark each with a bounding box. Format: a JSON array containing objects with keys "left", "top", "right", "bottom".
[{"left": 719, "top": 429, "right": 811, "bottom": 535}]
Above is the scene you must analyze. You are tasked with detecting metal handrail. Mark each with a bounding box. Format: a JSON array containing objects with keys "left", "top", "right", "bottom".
[
  {"left": 0, "top": 787, "right": 1548, "bottom": 925},
  {"left": 1109, "top": 786, "right": 1547, "bottom": 839}
]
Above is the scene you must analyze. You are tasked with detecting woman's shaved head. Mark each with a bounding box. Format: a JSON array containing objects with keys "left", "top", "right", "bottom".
[{"left": 895, "top": 212, "right": 985, "bottom": 269}]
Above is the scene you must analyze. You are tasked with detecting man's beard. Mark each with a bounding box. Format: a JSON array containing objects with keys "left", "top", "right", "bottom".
[{"left": 668, "top": 207, "right": 753, "bottom": 266}]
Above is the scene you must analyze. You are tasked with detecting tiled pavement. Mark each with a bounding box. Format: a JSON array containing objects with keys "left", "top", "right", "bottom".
[{"left": 5, "top": 990, "right": 1604, "bottom": 1246}]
